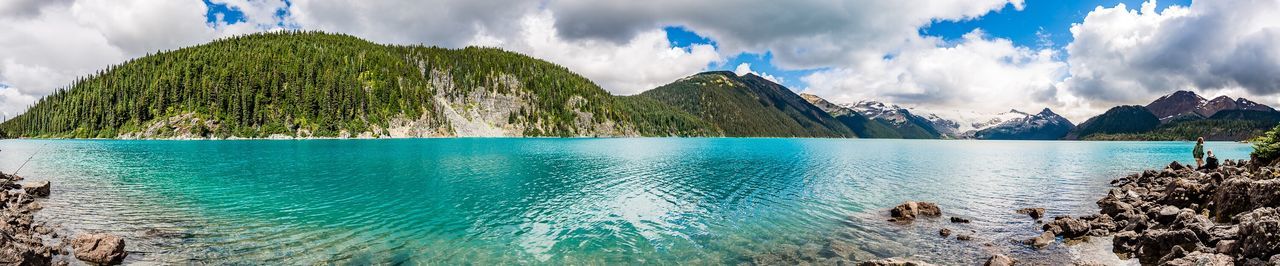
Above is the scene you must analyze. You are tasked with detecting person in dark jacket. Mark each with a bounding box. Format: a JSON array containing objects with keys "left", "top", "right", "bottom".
[{"left": 1198, "top": 150, "right": 1219, "bottom": 171}]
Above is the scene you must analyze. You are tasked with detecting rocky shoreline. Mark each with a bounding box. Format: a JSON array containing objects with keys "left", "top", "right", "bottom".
[
  {"left": 0, "top": 174, "right": 127, "bottom": 265},
  {"left": 1087, "top": 160, "right": 1280, "bottom": 265},
  {"left": 748, "top": 157, "right": 1280, "bottom": 266}
]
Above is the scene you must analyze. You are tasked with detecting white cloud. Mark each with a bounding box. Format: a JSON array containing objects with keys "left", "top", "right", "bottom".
[
  {"left": 0, "top": 0, "right": 282, "bottom": 120},
  {"left": 801, "top": 30, "right": 1078, "bottom": 119},
  {"left": 1064, "top": 0, "right": 1280, "bottom": 106},
  {"left": 733, "top": 63, "right": 782, "bottom": 84},
  {"left": 470, "top": 11, "right": 721, "bottom": 95},
  {"left": 546, "top": 0, "right": 1024, "bottom": 70}
]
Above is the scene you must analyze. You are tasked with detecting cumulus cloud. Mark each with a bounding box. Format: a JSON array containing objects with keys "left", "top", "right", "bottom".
[
  {"left": 1065, "top": 0, "right": 1280, "bottom": 105},
  {"left": 546, "top": 0, "right": 1024, "bottom": 69},
  {"left": 469, "top": 11, "right": 721, "bottom": 95},
  {"left": 801, "top": 30, "right": 1074, "bottom": 118},
  {"left": 733, "top": 63, "right": 782, "bottom": 84},
  {"left": 288, "top": 0, "right": 539, "bottom": 47}
]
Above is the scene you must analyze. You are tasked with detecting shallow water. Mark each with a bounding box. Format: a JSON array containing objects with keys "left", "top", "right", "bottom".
[{"left": 0, "top": 138, "right": 1252, "bottom": 264}]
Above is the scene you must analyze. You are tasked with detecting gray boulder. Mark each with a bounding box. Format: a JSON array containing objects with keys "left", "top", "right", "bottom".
[{"left": 1236, "top": 208, "right": 1280, "bottom": 261}]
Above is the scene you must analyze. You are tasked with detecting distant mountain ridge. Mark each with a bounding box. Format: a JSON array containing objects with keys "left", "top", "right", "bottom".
[
  {"left": 799, "top": 96, "right": 1073, "bottom": 140},
  {"left": 1070, "top": 91, "right": 1279, "bottom": 141},
  {"left": 1146, "top": 90, "right": 1275, "bottom": 123}
]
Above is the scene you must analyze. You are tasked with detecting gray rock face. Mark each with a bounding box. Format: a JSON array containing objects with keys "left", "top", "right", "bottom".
[
  {"left": 1236, "top": 208, "right": 1280, "bottom": 261},
  {"left": 72, "top": 233, "right": 127, "bottom": 265},
  {"left": 1213, "top": 177, "right": 1254, "bottom": 222}
]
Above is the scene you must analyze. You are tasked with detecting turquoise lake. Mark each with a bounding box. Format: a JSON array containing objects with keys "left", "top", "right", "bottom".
[{"left": 0, "top": 139, "right": 1254, "bottom": 264}]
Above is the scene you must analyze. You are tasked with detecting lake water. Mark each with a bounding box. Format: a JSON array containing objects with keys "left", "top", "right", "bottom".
[{"left": 0, "top": 139, "right": 1253, "bottom": 265}]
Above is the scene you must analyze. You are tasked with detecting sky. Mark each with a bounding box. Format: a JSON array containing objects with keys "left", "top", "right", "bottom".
[{"left": 0, "top": 0, "right": 1277, "bottom": 122}]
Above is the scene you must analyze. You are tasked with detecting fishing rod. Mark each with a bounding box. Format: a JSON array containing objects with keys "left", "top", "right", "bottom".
[{"left": 11, "top": 143, "right": 46, "bottom": 176}]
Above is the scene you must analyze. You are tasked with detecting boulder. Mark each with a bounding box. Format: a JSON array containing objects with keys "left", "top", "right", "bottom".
[
  {"left": 1016, "top": 208, "right": 1045, "bottom": 220},
  {"left": 889, "top": 201, "right": 941, "bottom": 222},
  {"left": 1168, "top": 161, "right": 1186, "bottom": 171},
  {"left": 1248, "top": 179, "right": 1280, "bottom": 210},
  {"left": 983, "top": 254, "right": 1016, "bottom": 266},
  {"left": 71, "top": 233, "right": 126, "bottom": 265},
  {"left": 938, "top": 228, "right": 951, "bottom": 237},
  {"left": 1043, "top": 217, "right": 1090, "bottom": 238},
  {"left": 20, "top": 181, "right": 49, "bottom": 198},
  {"left": 1135, "top": 229, "right": 1202, "bottom": 265},
  {"left": 1160, "top": 251, "right": 1234, "bottom": 266},
  {"left": 1236, "top": 208, "right": 1280, "bottom": 261},
  {"left": 1025, "top": 231, "right": 1055, "bottom": 249},
  {"left": 1161, "top": 179, "right": 1205, "bottom": 208},
  {"left": 1212, "top": 177, "right": 1253, "bottom": 222},
  {"left": 1112, "top": 231, "right": 1140, "bottom": 254}
]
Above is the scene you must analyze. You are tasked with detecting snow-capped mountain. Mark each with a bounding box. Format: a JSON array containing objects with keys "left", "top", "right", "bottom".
[
  {"left": 845, "top": 101, "right": 914, "bottom": 125},
  {"left": 911, "top": 108, "right": 1032, "bottom": 138},
  {"left": 834, "top": 99, "right": 1074, "bottom": 139},
  {"left": 971, "top": 108, "right": 1075, "bottom": 140}
]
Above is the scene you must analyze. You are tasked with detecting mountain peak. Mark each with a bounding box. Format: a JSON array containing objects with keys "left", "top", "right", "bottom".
[
  {"left": 1038, "top": 108, "right": 1056, "bottom": 116},
  {"left": 1147, "top": 90, "right": 1209, "bottom": 121},
  {"left": 698, "top": 71, "right": 738, "bottom": 77}
]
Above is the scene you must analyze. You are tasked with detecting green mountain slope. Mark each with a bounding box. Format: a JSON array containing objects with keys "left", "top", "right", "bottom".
[
  {"left": 0, "top": 31, "right": 716, "bottom": 138},
  {"left": 1085, "top": 110, "right": 1280, "bottom": 141},
  {"left": 636, "top": 72, "right": 855, "bottom": 138},
  {"left": 1066, "top": 105, "right": 1161, "bottom": 140}
]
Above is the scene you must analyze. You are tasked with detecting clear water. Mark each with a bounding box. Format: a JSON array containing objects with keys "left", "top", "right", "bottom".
[{"left": 0, "top": 139, "right": 1253, "bottom": 265}]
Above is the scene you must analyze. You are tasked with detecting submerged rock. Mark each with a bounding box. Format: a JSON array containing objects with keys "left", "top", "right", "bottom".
[
  {"left": 857, "top": 258, "right": 935, "bottom": 266},
  {"left": 889, "top": 201, "right": 941, "bottom": 222},
  {"left": 1015, "top": 208, "right": 1045, "bottom": 220},
  {"left": 949, "top": 217, "right": 970, "bottom": 223},
  {"left": 72, "top": 233, "right": 127, "bottom": 265},
  {"left": 938, "top": 228, "right": 951, "bottom": 237},
  {"left": 983, "top": 254, "right": 1016, "bottom": 266}
]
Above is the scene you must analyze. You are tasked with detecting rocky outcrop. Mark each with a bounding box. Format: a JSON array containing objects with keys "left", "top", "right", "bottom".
[
  {"left": 0, "top": 175, "right": 57, "bottom": 265},
  {"left": 71, "top": 233, "right": 126, "bottom": 265},
  {"left": 888, "top": 201, "right": 941, "bottom": 223},
  {"left": 21, "top": 181, "right": 49, "bottom": 198},
  {"left": 1090, "top": 159, "right": 1280, "bottom": 265}
]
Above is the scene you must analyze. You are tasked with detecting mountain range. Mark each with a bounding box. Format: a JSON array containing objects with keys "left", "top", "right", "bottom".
[
  {"left": 0, "top": 32, "right": 1274, "bottom": 141},
  {"left": 1069, "top": 91, "right": 1280, "bottom": 140}
]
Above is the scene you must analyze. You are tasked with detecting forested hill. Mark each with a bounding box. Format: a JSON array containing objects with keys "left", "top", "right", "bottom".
[
  {"left": 0, "top": 31, "right": 718, "bottom": 138},
  {"left": 632, "top": 72, "right": 855, "bottom": 138}
]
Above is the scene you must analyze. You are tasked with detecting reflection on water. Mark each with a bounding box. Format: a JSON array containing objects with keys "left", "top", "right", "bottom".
[{"left": 0, "top": 138, "right": 1252, "bottom": 264}]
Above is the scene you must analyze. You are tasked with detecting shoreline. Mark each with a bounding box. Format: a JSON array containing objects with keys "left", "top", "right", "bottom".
[{"left": 0, "top": 174, "right": 126, "bottom": 265}]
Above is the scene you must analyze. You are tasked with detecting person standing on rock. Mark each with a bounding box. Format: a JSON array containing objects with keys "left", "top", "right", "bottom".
[{"left": 1193, "top": 137, "right": 1206, "bottom": 168}]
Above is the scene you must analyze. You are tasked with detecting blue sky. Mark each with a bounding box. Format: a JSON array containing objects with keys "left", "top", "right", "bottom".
[{"left": 666, "top": 0, "right": 1191, "bottom": 90}]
